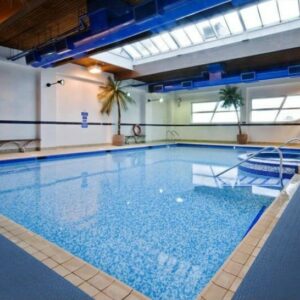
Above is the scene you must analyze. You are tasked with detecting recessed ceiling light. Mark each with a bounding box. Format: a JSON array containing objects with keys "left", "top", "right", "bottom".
[{"left": 88, "top": 65, "right": 102, "bottom": 74}]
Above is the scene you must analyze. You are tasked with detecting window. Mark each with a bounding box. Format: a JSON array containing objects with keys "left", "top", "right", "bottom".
[
  {"left": 192, "top": 101, "right": 239, "bottom": 124},
  {"left": 251, "top": 95, "right": 300, "bottom": 123}
]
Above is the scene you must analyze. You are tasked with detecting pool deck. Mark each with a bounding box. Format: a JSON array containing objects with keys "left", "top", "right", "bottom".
[{"left": 1, "top": 142, "right": 300, "bottom": 300}]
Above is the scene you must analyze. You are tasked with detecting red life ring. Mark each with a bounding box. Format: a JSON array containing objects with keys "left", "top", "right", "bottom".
[{"left": 133, "top": 124, "right": 142, "bottom": 136}]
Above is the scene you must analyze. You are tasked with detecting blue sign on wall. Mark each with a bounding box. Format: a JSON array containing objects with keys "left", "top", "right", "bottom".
[{"left": 81, "top": 112, "right": 88, "bottom": 128}]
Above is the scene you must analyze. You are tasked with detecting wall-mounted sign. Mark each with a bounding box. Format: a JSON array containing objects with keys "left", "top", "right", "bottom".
[{"left": 81, "top": 112, "right": 88, "bottom": 128}]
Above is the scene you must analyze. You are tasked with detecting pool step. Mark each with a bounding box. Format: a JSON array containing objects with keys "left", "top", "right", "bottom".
[{"left": 238, "top": 153, "right": 298, "bottom": 179}]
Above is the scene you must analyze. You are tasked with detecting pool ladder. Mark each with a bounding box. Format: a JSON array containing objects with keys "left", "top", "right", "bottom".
[
  {"left": 166, "top": 130, "right": 179, "bottom": 143},
  {"left": 215, "top": 146, "right": 284, "bottom": 183}
]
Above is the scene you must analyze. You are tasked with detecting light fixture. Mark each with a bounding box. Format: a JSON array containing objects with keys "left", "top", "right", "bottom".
[
  {"left": 147, "top": 97, "right": 164, "bottom": 103},
  {"left": 88, "top": 65, "right": 102, "bottom": 74},
  {"left": 159, "top": 97, "right": 164, "bottom": 103},
  {"left": 46, "top": 79, "right": 65, "bottom": 87},
  {"left": 127, "top": 92, "right": 131, "bottom": 97},
  {"left": 176, "top": 96, "right": 182, "bottom": 107}
]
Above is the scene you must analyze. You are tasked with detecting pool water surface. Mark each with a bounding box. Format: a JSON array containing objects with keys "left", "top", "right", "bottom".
[{"left": 0, "top": 146, "right": 275, "bottom": 299}]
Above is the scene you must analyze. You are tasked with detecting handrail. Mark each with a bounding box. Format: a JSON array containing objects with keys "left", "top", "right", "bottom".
[
  {"left": 278, "top": 137, "right": 300, "bottom": 149},
  {"left": 166, "top": 130, "right": 179, "bottom": 142},
  {"left": 215, "top": 146, "right": 283, "bottom": 181}
]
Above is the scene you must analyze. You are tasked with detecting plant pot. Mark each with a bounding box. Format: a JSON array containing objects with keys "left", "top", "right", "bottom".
[
  {"left": 237, "top": 133, "right": 248, "bottom": 144},
  {"left": 112, "top": 134, "right": 125, "bottom": 146}
]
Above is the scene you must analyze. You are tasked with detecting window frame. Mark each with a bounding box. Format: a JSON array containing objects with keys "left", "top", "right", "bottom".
[
  {"left": 191, "top": 100, "right": 239, "bottom": 124},
  {"left": 250, "top": 95, "right": 300, "bottom": 123}
]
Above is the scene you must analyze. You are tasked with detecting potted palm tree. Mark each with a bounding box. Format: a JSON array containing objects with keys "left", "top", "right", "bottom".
[
  {"left": 98, "top": 76, "right": 135, "bottom": 146},
  {"left": 219, "top": 85, "right": 248, "bottom": 144}
]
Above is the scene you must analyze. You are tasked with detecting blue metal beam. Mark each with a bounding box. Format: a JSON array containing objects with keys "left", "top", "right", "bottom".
[
  {"left": 149, "top": 66, "right": 300, "bottom": 93},
  {"left": 32, "top": 0, "right": 234, "bottom": 68}
]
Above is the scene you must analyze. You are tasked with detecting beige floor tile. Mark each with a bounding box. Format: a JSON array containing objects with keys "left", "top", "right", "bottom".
[
  {"left": 103, "top": 281, "right": 132, "bottom": 300},
  {"left": 94, "top": 291, "right": 113, "bottom": 300},
  {"left": 51, "top": 251, "right": 72, "bottom": 264},
  {"left": 42, "top": 258, "right": 59, "bottom": 269},
  {"left": 88, "top": 272, "right": 114, "bottom": 290},
  {"left": 230, "top": 277, "right": 242, "bottom": 292},
  {"left": 223, "top": 290, "right": 234, "bottom": 300},
  {"left": 202, "top": 283, "right": 227, "bottom": 300},
  {"left": 32, "top": 251, "right": 48, "bottom": 261},
  {"left": 53, "top": 265, "right": 71, "bottom": 277},
  {"left": 213, "top": 271, "right": 236, "bottom": 289},
  {"left": 231, "top": 251, "right": 249, "bottom": 265},
  {"left": 79, "top": 282, "right": 100, "bottom": 297},
  {"left": 223, "top": 261, "right": 243, "bottom": 276},
  {"left": 65, "top": 273, "right": 84, "bottom": 287},
  {"left": 63, "top": 257, "right": 85, "bottom": 272},
  {"left": 74, "top": 264, "right": 99, "bottom": 281}
]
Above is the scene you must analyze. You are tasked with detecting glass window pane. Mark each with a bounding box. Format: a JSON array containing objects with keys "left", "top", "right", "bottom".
[
  {"left": 258, "top": 0, "right": 280, "bottom": 26},
  {"left": 151, "top": 35, "right": 170, "bottom": 52},
  {"left": 283, "top": 95, "right": 300, "bottom": 108},
  {"left": 277, "top": 0, "right": 299, "bottom": 21},
  {"left": 141, "top": 39, "right": 160, "bottom": 55},
  {"left": 240, "top": 6, "right": 262, "bottom": 30},
  {"left": 123, "top": 45, "right": 142, "bottom": 59},
  {"left": 160, "top": 32, "right": 178, "bottom": 50},
  {"left": 252, "top": 97, "right": 284, "bottom": 109},
  {"left": 183, "top": 25, "right": 203, "bottom": 44},
  {"left": 192, "top": 102, "right": 217, "bottom": 112},
  {"left": 212, "top": 112, "right": 238, "bottom": 123},
  {"left": 251, "top": 110, "right": 278, "bottom": 122},
  {"left": 210, "top": 16, "right": 230, "bottom": 37},
  {"left": 216, "top": 101, "right": 237, "bottom": 111},
  {"left": 276, "top": 109, "right": 300, "bottom": 122},
  {"left": 196, "top": 21, "right": 216, "bottom": 40},
  {"left": 170, "top": 28, "right": 192, "bottom": 47},
  {"left": 192, "top": 113, "right": 213, "bottom": 123},
  {"left": 132, "top": 42, "right": 150, "bottom": 57},
  {"left": 224, "top": 11, "right": 244, "bottom": 34}
]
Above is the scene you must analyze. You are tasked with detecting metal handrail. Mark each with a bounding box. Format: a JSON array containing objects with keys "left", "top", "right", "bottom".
[
  {"left": 278, "top": 138, "right": 300, "bottom": 149},
  {"left": 215, "top": 146, "right": 283, "bottom": 181}
]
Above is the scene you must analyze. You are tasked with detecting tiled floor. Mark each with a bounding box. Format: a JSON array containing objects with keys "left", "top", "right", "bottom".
[{"left": 1, "top": 142, "right": 300, "bottom": 300}]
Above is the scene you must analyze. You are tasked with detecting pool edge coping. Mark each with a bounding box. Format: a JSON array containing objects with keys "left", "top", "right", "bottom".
[{"left": 197, "top": 173, "right": 300, "bottom": 300}]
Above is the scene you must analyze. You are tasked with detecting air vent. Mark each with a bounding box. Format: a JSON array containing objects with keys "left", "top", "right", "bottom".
[
  {"left": 241, "top": 72, "right": 256, "bottom": 81},
  {"left": 134, "top": 0, "right": 158, "bottom": 23},
  {"left": 288, "top": 65, "right": 300, "bottom": 75},
  {"left": 25, "top": 51, "right": 41, "bottom": 65},
  {"left": 181, "top": 81, "right": 193, "bottom": 88},
  {"left": 153, "top": 84, "right": 164, "bottom": 93},
  {"left": 55, "top": 40, "right": 73, "bottom": 54}
]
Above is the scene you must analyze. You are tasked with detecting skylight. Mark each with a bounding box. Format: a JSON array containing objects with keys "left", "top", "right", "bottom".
[
  {"left": 258, "top": 0, "right": 280, "bottom": 26},
  {"left": 240, "top": 6, "right": 262, "bottom": 30},
  {"left": 102, "top": 0, "right": 300, "bottom": 62}
]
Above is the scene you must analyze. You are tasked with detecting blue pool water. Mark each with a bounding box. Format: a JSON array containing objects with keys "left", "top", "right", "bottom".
[{"left": 0, "top": 146, "right": 275, "bottom": 299}]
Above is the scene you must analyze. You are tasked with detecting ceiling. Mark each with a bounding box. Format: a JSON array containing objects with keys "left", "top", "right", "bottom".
[
  {"left": 116, "top": 48, "right": 300, "bottom": 83},
  {"left": 0, "top": 0, "right": 87, "bottom": 50}
]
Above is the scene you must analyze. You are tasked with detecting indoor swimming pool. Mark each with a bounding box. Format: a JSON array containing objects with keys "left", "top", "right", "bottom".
[{"left": 0, "top": 145, "right": 288, "bottom": 299}]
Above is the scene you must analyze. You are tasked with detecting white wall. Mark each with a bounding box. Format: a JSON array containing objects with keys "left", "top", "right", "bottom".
[{"left": 167, "top": 78, "right": 300, "bottom": 143}]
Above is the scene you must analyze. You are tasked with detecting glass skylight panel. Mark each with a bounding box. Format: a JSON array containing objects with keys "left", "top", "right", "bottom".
[
  {"left": 192, "top": 102, "right": 217, "bottom": 112},
  {"left": 170, "top": 28, "right": 192, "bottom": 47},
  {"left": 132, "top": 42, "right": 150, "bottom": 57},
  {"left": 224, "top": 11, "right": 244, "bottom": 34},
  {"left": 283, "top": 95, "right": 300, "bottom": 108},
  {"left": 210, "top": 16, "right": 230, "bottom": 37},
  {"left": 141, "top": 39, "right": 160, "bottom": 55},
  {"left": 123, "top": 45, "right": 142, "bottom": 59},
  {"left": 160, "top": 32, "right": 178, "bottom": 50},
  {"left": 183, "top": 25, "right": 203, "bottom": 44},
  {"left": 240, "top": 6, "right": 262, "bottom": 30},
  {"left": 196, "top": 21, "right": 215, "bottom": 40},
  {"left": 252, "top": 97, "right": 284, "bottom": 109},
  {"left": 251, "top": 110, "right": 278, "bottom": 122},
  {"left": 151, "top": 35, "right": 170, "bottom": 52},
  {"left": 192, "top": 113, "right": 213, "bottom": 123},
  {"left": 277, "top": 0, "right": 299, "bottom": 21},
  {"left": 277, "top": 109, "right": 300, "bottom": 122},
  {"left": 258, "top": 0, "right": 280, "bottom": 26},
  {"left": 212, "top": 112, "right": 238, "bottom": 123}
]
